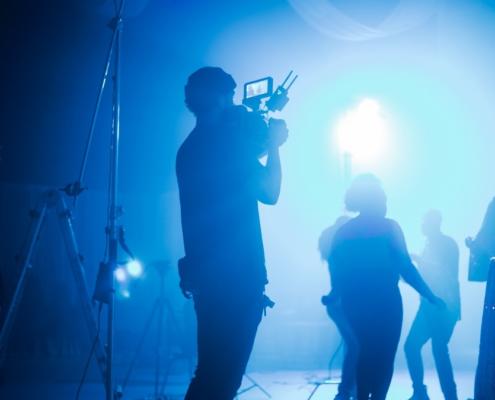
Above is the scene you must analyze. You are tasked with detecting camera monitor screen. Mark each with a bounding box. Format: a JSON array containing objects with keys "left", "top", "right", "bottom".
[{"left": 243, "top": 77, "right": 273, "bottom": 100}]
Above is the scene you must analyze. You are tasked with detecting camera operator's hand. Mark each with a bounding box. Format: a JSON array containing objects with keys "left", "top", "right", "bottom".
[
  {"left": 267, "top": 118, "right": 288, "bottom": 149},
  {"left": 178, "top": 257, "right": 193, "bottom": 299}
]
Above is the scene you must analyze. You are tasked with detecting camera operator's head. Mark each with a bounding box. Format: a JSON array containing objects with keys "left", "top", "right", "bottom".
[
  {"left": 185, "top": 67, "right": 236, "bottom": 123},
  {"left": 345, "top": 174, "right": 387, "bottom": 218}
]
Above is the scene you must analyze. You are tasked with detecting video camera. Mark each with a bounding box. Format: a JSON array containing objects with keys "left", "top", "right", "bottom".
[{"left": 242, "top": 71, "right": 298, "bottom": 114}]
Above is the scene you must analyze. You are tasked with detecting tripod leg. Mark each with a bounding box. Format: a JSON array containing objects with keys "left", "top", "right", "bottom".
[
  {"left": 243, "top": 374, "right": 272, "bottom": 399},
  {"left": 155, "top": 299, "right": 165, "bottom": 398},
  {"left": 306, "top": 382, "right": 321, "bottom": 400},
  {"left": 55, "top": 192, "right": 107, "bottom": 380},
  {"left": 121, "top": 299, "right": 160, "bottom": 391},
  {"left": 0, "top": 197, "right": 48, "bottom": 364},
  {"left": 159, "top": 301, "right": 183, "bottom": 396}
]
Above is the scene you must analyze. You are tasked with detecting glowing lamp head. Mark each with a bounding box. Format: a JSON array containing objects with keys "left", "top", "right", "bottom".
[
  {"left": 336, "top": 98, "right": 388, "bottom": 165},
  {"left": 115, "top": 267, "right": 127, "bottom": 283},
  {"left": 126, "top": 259, "right": 143, "bottom": 278}
]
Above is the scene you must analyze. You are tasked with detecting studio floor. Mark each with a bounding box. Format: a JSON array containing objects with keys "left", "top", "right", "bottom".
[{"left": 0, "top": 369, "right": 475, "bottom": 400}]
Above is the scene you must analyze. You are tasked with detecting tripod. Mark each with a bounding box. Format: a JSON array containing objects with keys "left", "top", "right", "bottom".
[
  {"left": 305, "top": 339, "right": 343, "bottom": 400},
  {"left": 120, "top": 261, "right": 192, "bottom": 400},
  {"left": 1, "top": 1, "right": 131, "bottom": 399},
  {"left": 0, "top": 190, "right": 107, "bottom": 378},
  {"left": 74, "top": 0, "right": 129, "bottom": 398},
  {"left": 236, "top": 374, "right": 272, "bottom": 399}
]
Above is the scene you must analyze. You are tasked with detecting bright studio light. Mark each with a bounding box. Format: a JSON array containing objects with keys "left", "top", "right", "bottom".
[
  {"left": 336, "top": 98, "right": 389, "bottom": 165},
  {"left": 126, "top": 259, "right": 143, "bottom": 278},
  {"left": 115, "top": 267, "right": 127, "bottom": 283}
]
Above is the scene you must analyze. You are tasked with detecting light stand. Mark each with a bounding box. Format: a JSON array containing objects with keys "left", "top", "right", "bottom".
[
  {"left": 87, "top": 1, "right": 127, "bottom": 398},
  {"left": 0, "top": 1, "right": 131, "bottom": 399},
  {"left": 305, "top": 339, "right": 343, "bottom": 400},
  {"left": 236, "top": 374, "right": 272, "bottom": 399},
  {"left": 119, "top": 261, "right": 192, "bottom": 400},
  {"left": 68, "top": 0, "right": 129, "bottom": 397},
  {"left": 105, "top": 4, "right": 123, "bottom": 398}
]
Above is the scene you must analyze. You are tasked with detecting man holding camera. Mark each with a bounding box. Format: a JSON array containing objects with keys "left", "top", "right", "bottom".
[{"left": 176, "top": 67, "right": 288, "bottom": 400}]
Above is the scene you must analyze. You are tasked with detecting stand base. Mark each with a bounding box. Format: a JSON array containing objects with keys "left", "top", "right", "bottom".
[
  {"left": 236, "top": 373, "right": 272, "bottom": 399},
  {"left": 306, "top": 375, "right": 341, "bottom": 400}
]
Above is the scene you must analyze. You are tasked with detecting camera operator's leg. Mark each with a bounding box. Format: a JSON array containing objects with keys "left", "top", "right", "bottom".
[
  {"left": 184, "top": 295, "right": 223, "bottom": 400},
  {"left": 184, "top": 293, "right": 263, "bottom": 400},
  {"left": 221, "top": 294, "right": 264, "bottom": 399}
]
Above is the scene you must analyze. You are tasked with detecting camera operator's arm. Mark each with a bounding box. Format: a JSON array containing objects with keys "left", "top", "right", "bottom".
[{"left": 257, "top": 118, "right": 288, "bottom": 205}]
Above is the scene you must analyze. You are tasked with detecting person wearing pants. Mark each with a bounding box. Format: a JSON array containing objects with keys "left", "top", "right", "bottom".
[
  {"left": 320, "top": 216, "right": 358, "bottom": 400},
  {"left": 329, "top": 174, "right": 442, "bottom": 400},
  {"left": 405, "top": 210, "right": 460, "bottom": 400},
  {"left": 176, "top": 67, "right": 288, "bottom": 400}
]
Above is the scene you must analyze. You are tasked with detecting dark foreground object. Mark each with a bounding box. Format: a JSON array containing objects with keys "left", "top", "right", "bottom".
[{"left": 474, "top": 261, "right": 495, "bottom": 399}]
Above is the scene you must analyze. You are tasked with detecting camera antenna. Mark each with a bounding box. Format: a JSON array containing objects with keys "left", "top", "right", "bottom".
[
  {"left": 285, "top": 71, "right": 298, "bottom": 91},
  {"left": 280, "top": 70, "right": 298, "bottom": 90},
  {"left": 266, "top": 70, "right": 298, "bottom": 112}
]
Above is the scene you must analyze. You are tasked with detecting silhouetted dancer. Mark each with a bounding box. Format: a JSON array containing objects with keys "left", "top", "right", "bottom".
[
  {"left": 329, "top": 174, "right": 443, "bottom": 400},
  {"left": 319, "top": 215, "right": 358, "bottom": 400},
  {"left": 176, "top": 67, "right": 288, "bottom": 400},
  {"left": 404, "top": 210, "right": 460, "bottom": 400},
  {"left": 466, "top": 197, "right": 495, "bottom": 400}
]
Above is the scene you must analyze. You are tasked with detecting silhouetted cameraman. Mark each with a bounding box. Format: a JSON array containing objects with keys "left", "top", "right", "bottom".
[{"left": 176, "top": 67, "right": 287, "bottom": 400}]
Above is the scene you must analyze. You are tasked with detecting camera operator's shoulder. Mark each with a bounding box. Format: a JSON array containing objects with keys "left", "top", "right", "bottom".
[
  {"left": 176, "top": 131, "right": 197, "bottom": 171},
  {"left": 175, "top": 141, "right": 187, "bottom": 175},
  {"left": 227, "top": 105, "right": 265, "bottom": 128},
  {"left": 245, "top": 109, "right": 267, "bottom": 132},
  {"left": 176, "top": 134, "right": 190, "bottom": 159},
  {"left": 226, "top": 106, "right": 269, "bottom": 154}
]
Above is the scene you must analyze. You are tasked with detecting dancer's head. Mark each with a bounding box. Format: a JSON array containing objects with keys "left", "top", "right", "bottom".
[
  {"left": 422, "top": 209, "right": 442, "bottom": 237},
  {"left": 345, "top": 174, "right": 387, "bottom": 217}
]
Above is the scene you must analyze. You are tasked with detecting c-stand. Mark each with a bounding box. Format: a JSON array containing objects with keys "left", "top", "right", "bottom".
[
  {"left": 119, "top": 261, "right": 193, "bottom": 400},
  {"left": 0, "top": 1, "right": 133, "bottom": 399}
]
